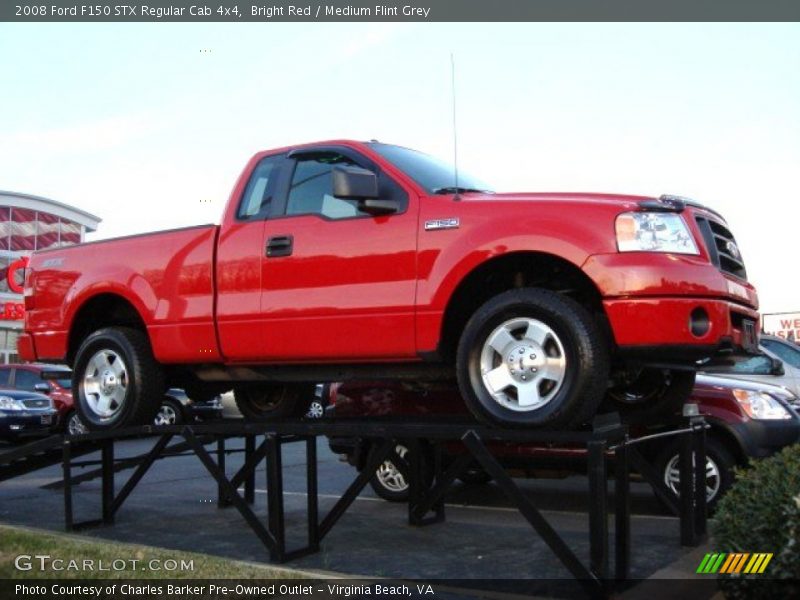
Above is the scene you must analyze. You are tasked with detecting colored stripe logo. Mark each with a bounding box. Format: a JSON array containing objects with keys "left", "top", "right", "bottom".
[{"left": 696, "top": 552, "right": 773, "bottom": 574}]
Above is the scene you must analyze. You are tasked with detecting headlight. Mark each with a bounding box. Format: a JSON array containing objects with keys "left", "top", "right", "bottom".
[
  {"left": 0, "top": 396, "right": 26, "bottom": 411},
  {"left": 733, "top": 389, "right": 791, "bottom": 420},
  {"left": 616, "top": 212, "right": 699, "bottom": 254}
]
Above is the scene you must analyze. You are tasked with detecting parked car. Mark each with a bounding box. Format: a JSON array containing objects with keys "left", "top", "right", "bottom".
[
  {"left": 0, "top": 389, "right": 58, "bottom": 441},
  {"left": 20, "top": 141, "right": 759, "bottom": 431},
  {"left": 706, "top": 334, "right": 800, "bottom": 396},
  {"left": 0, "top": 363, "right": 73, "bottom": 429},
  {"left": 325, "top": 374, "right": 800, "bottom": 511}
]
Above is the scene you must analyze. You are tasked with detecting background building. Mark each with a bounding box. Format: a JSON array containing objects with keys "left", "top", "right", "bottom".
[{"left": 0, "top": 191, "right": 100, "bottom": 364}]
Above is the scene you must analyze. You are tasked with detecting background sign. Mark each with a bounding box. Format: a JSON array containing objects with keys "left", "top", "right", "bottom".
[{"left": 762, "top": 312, "right": 800, "bottom": 341}]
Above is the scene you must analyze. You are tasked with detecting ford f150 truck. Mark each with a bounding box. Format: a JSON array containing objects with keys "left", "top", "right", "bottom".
[{"left": 19, "top": 140, "right": 760, "bottom": 430}]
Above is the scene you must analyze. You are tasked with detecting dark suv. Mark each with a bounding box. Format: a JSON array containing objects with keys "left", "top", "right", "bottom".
[
  {"left": 0, "top": 364, "right": 73, "bottom": 429},
  {"left": 325, "top": 374, "right": 800, "bottom": 511}
]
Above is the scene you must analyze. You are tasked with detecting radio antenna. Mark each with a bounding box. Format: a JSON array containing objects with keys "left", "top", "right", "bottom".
[{"left": 450, "top": 52, "right": 460, "bottom": 201}]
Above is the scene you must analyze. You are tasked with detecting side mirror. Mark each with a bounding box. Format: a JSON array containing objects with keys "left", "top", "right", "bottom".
[
  {"left": 770, "top": 358, "right": 785, "bottom": 376},
  {"left": 34, "top": 382, "right": 51, "bottom": 394},
  {"left": 332, "top": 165, "right": 399, "bottom": 216},
  {"left": 332, "top": 165, "right": 379, "bottom": 200}
]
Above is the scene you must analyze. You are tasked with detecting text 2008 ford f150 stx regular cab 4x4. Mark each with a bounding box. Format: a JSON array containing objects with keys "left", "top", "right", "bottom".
[{"left": 19, "top": 140, "right": 760, "bottom": 430}]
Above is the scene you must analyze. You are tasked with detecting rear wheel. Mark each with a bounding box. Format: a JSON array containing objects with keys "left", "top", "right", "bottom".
[
  {"left": 73, "top": 327, "right": 164, "bottom": 430},
  {"left": 456, "top": 288, "right": 609, "bottom": 429},
  {"left": 233, "top": 384, "right": 315, "bottom": 421},
  {"left": 368, "top": 443, "right": 433, "bottom": 502},
  {"left": 606, "top": 369, "right": 696, "bottom": 423},
  {"left": 65, "top": 410, "right": 88, "bottom": 436},
  {"left": 154, "top": 398, "right": 185, "bottom": 426},
  {"left": 457, "top": 463, "right": 492, "bottom": 485}
]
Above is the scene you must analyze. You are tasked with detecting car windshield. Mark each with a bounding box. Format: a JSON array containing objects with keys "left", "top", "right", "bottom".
[
  {"left": 56, "top": 378, "right": 72, "bottom": 389},
  {"left": 368, "top": 143, "right": 494, "bottom": 194},
  {"left": 715, "top": 355, "right": 775, "bottom": 375},
  {"left": 762, "top": 338, "right": 800, "bottom": 369}
]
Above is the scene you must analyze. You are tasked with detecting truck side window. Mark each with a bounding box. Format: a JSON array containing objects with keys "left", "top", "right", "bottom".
[
  {"left": 0, "top": 368, "right": 9, "bottom": 387},
  {"left": 237, "top": 155, "right": 283, "bottom": 219},
  {"left": 286, "top": 153, "right": 367, "bottom": 220}
]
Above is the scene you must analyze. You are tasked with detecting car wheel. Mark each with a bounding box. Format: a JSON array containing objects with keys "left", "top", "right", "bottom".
[
  {"left": 305, "top": 400, "right": 325, "bottom": 419},
  {"left": 606, "top": 369, "right": 696, "bottom": 422},
  {"left": 154, "top": 398, "right": 184, "bottom": 426},
  {"left": 457, "top": 463, "right": 492, "bottom": 485},
  {"left": 653, "top": 437, "right": 736, "bottom": 513},
  {"left": 456, "top": 288, "right": 610, "bottom": 429},
  {"left": 368, "top": 443, "right": 433, "bottom": 503},
  {"left": 233, "top": 384, "right": 315, "bottom": 421},
  {"left": 73, "top": 327, "right": 164, "bottom": 430},
  {"left": 66, "top": 410, "right": 88, "bottom": 436}
]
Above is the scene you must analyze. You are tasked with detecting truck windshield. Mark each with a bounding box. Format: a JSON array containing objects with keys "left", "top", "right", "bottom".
[{"left": 368, "top": 143, "right": 493, "bottom": 195}]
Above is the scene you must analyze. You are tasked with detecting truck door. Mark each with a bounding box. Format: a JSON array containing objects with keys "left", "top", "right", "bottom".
[
  {"left": 258, "top": 146, "right": 418, "bottom": 360},
  {"left": 215, "top": 153, "right": 288, "bottom": 360}
]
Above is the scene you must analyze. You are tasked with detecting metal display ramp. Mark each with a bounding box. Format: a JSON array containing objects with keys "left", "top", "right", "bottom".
[{"left": 0, "top": 414, "right": 708, "bottom": 597}]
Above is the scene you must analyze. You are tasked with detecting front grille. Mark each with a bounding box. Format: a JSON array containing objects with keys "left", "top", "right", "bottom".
[
  {"left": 22, "top": 398, "right": 52, "bottom": 409},
  {"left": 695, "top": 216, "right": 747, "bottom": 280}
]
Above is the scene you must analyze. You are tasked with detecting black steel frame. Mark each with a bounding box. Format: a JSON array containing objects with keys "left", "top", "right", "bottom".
[{"left": 5, "top": 416, "right": 708, "bottom": 597}]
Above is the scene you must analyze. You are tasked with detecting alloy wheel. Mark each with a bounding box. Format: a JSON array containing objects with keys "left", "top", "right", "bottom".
[
  {"left": 82, "top": 349, "right": 129, "bottom": 419},
  {"left": 479, "top": 317, "right": 567, "bottom": 412}
]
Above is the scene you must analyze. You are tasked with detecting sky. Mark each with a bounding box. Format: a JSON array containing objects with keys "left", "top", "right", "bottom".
[{"left": 0, "top": 22, "right": 798, "bottom": 313}]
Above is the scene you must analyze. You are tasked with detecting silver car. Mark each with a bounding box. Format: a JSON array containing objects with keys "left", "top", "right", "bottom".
[{"left": 701, "top": 334, "right": 800, "bottom": 396}]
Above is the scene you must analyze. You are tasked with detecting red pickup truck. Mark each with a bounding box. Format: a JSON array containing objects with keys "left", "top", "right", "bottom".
[{"left": 19, "top": 140, "right": 760, "bottom": 430}]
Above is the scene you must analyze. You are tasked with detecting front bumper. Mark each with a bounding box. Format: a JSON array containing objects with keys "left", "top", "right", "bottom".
[
  {"left": 713, "top": 417, "right": 800, "bottom": 460},
  {"left": 604, "top": 296, "right": 760, "bottom": 362},
  {"left": 189, "top": 403, "right": 225, "bottom": 420},
  {"left": 0, "top": 409, "right": 58, "bottom": 439},
  {"left": 583, "top": 252, "right": 759, "bottom": 362}
]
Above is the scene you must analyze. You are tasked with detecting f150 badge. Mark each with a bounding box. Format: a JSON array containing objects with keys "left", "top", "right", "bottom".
[{"left": 424, "top": 218, "right": 460, "bottom": 231}]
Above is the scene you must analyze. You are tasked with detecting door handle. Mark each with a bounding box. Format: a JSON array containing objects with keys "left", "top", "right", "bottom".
[{"left": 266, "top": 235, "right": 293, "bottom": 257}]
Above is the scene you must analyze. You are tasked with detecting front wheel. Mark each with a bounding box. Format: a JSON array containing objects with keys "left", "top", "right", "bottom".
[
  {"left": 233, "top": 384, "right": 315, "bottom": 421},
  {"left": 653, "top": 437, "right": 736, "bottom": 513},
  {"left": 73, "top": 327, "right": 164, "bottom": 430},
  {"left": 456, "top": 288, "right": 610, "bottom": 429}
]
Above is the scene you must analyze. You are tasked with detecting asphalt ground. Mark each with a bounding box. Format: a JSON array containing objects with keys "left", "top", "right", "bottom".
[{"left": 0, "top": 429, "right": 706, "bottom": 596}]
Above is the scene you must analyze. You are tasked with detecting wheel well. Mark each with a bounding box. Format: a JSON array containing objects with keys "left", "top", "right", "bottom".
[
  {"left": 439, "top": 252, "right": 608, "bottom": 361},
  {"left": 67, "top": 294, "right": 146, "bottom": 366},
  {"left": 706, "top": 426, "right": 748, "bottom": 466}
]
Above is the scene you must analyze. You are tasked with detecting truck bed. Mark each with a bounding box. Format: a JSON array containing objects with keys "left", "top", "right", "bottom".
[{"left": 24, "top": 224, "right": 220, "bottom": 364}]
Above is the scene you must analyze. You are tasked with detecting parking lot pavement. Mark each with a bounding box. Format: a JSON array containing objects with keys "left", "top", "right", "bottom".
[{"left": 0, "top": 436, "right": 701, "bottom": 586}]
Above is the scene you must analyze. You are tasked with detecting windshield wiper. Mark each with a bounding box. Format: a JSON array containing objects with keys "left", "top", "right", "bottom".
[{"left": 432, "top": 187, "right": 492, "bottom": 195}]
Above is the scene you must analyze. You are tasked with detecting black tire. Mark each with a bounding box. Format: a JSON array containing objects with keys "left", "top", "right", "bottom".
[
  {"left": 233, "top": 384, "right": 315, "bottom": 421},
  {"left": 368, "top": 443, "right": 433, "bottom": 503},
  {"left": 456, "top": 288, "right": 610, "bottom": 429},
  {"left": 653, "top": 436, "right": 737, "bottom": 513},
  {"left": 73, "top": 327, "right": 164, "bottom": 430},
  {"left": 64, "top": 410, "right": 87, "bottom": 436},
  {"left": 457, "top": 463, "right": 492, "bottom": 485},
  {"left": 605, "top": 369, "right": 696, "bottom": 423},
  {"left": 154, "top": 397, "right": 185, "bottom": 427}
]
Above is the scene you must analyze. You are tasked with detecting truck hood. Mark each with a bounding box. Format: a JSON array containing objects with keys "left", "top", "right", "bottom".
[{"left": 458, "top": 191, "right": 651, "bottom": 211}]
